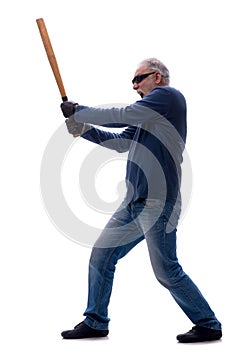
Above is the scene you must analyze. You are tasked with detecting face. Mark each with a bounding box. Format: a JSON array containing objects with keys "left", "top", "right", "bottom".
[{"left": 132, "top": 64, "right": 163, "bottom": 98}]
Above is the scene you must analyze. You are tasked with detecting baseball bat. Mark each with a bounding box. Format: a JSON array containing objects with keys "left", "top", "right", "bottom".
[{"left": 36, "top": 18, "right": 68, "bottom": 102}]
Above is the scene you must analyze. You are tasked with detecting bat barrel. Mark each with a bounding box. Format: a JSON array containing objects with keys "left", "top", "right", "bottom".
[{"left": 36, "top": 18, "right": 68, "bottom": 101}]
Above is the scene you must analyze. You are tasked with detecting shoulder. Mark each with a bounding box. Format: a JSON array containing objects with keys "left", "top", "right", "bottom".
[
  {"left": 150, "top": 86, "right": 186, "bottom": 101},
  {"left": 136, "top": 86, "right": 185, "bottom": 116}
]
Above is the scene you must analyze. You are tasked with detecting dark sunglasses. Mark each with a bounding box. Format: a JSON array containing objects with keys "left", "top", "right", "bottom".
[{"left": 132, "top": 71, "right": 156, "bottom": 85}]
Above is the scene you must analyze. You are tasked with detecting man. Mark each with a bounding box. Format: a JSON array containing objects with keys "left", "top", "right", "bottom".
[{"left": 60, "top": 58, "right": 222, "bottom": 343}]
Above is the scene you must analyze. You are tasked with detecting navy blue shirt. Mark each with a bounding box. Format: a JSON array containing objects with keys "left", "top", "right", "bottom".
[{"left": 75, "top": 86, "right": 187, "bottom": 203}]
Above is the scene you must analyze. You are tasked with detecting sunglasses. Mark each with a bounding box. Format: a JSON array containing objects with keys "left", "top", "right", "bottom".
[{"left": 132, "top": 71, "right": 156, "bottom": 85}]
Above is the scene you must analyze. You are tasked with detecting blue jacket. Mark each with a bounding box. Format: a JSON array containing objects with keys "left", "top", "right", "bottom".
[{"left": 74, "top": 86, "right": 187, "bottom": 203}]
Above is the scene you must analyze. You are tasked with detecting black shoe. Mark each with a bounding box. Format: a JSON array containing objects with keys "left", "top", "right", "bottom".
[
  {"left": 177, "top": 326, "right": 222, "bottom": 343},
  {"left": 61, "top": 321, "right": 109, "bottom": 339}
]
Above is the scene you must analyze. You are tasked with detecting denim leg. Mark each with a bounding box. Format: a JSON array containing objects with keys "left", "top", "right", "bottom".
[
  {"left": 84, "top": 202, "right": 144, "bottom": 330},
  {"left": 141, "top": 201, "right": 222, "bottom": 330}
]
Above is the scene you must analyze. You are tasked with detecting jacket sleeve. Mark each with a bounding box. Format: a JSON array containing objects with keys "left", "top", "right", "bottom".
[
  {"left": 74, "top": 88, "right": 171, "bottom": 126},
  {"left": 81, "top": 125, "right": 136, "bottom": 153}
]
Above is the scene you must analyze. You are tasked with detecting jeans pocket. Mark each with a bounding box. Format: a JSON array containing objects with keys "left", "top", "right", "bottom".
[{"left": 136, "top": 199, "right": 165, "bottom": 234}]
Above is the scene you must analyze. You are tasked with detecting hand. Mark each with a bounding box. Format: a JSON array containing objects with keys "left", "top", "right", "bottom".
[
  {"left": 60, "top": 101, "right": 78, "bottom": 118},
  {"left": 65, "top": 115, "right": 85, "bottom": 136}
]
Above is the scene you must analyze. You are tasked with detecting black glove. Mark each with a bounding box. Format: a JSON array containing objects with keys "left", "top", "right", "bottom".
[
  {"left": 65, "top": 115, "right": 85, "bottom": 136},
  {"left": 60, "top": 101, "right": 78, "bottom": 118}
]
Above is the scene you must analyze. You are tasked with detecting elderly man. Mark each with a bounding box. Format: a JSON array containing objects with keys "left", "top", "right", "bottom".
[{"left": 60, "top": 58, "right": 222, "bottom": 343}]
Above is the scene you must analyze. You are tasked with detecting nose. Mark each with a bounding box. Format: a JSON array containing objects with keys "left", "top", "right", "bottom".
[{"left": 133, "top": 82, "right": 138, "bottom": 90}]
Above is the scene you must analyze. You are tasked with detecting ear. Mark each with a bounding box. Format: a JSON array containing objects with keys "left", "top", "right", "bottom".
[{"left": 155, "top": 72, "right": 163, "bottom": 85}]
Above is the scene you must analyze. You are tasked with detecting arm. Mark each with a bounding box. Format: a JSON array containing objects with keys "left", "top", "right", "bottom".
[
  {"left": 61, "top": 102, "right": 135, "bottom": 152},
  {"left": 73, "top": 88, "right": 171, "bottom": 126},
  {"left": 81, "top": 124, "right": 136, "bottom": 153},
  {"left": 74, "top": 103, "right": 158, "bottom": 126}
]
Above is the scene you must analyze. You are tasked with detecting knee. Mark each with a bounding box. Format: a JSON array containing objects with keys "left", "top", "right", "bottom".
[
  {"left": 153, "top": 261, "right": 185, "bottom": 289},
  {"left": 89, "top": 247, "right": 119, "bottom": 273}
]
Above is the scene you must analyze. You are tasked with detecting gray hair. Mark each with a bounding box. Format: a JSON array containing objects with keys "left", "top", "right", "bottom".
[{"left": 139, "top": 58, "right": 170, "bottom": 85}]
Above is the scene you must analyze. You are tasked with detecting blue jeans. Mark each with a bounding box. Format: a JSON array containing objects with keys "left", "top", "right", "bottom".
[{"left": 83, "top": 199, "right": 222, "bottom": 331}]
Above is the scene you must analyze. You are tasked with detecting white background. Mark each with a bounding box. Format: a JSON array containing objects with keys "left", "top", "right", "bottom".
[{"left": 1, "top": 0, "right": 233, "bottom": 349}]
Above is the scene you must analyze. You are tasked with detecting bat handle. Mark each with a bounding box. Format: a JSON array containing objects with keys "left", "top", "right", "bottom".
[{"left": 61, "top": 99, "right": 80, "bottom": 138}]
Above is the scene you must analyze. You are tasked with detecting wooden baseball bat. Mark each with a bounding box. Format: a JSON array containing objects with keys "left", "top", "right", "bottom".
[{"left": 36, "top": 18, "right": 68, "bottom": 102}]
